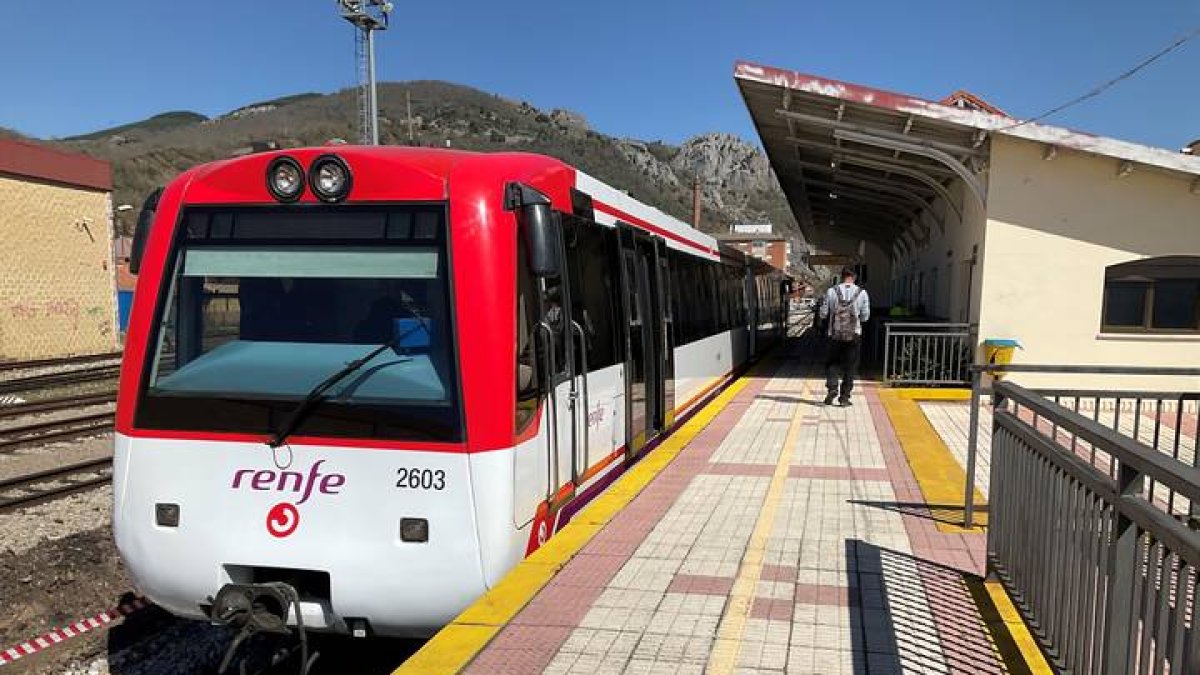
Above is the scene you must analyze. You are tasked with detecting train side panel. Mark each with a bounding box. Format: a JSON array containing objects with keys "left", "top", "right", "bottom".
[{"left": 674, "top": 328, "right": 750, "bottom": 412}]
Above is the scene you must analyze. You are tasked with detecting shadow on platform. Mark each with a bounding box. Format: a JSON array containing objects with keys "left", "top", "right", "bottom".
[
  {"left": 848, "top": 499, "right": 989, "bottom": 528},
  {"left": 848, "top": 540, "right": 1032, "bottom": 675}
]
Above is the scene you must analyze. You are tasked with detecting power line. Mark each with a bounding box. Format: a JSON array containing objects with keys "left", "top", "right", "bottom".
[{"left": 999, "top": 24, "right": 1200, "bottom": 132}]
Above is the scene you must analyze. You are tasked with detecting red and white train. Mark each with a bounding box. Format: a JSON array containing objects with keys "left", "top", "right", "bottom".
[{"left": 114, "top": 147, "right": 787, "bottom": 638}]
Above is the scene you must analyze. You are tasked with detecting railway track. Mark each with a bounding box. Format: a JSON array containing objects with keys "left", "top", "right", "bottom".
[
  {"left": 0, "top": 456, "right": 113, "bottom": 513},
  {"left": 0, "top": 412, "right": 115, "bottom": 452},
  {"left": 0, "top": 351, "right": 122, "bottom": 374},
  {"left": 0, "top": 392, "right": 115, "bottom": 420},
  {"left": 0, "top": 365, "right": 120, "bottom": 395}
]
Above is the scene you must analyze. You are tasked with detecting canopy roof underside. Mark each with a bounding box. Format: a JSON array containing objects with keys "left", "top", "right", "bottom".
[{"left": 734, "top": 61, "right": 1200, "bottom": 260}]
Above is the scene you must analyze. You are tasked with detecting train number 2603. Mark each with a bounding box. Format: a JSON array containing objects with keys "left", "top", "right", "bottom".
[{"left": 395, "top": 468, "right": 446, "bottom": 491}]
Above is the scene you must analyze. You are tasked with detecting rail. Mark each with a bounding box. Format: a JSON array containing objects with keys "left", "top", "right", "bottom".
[
  {"left": 0, "top": 412, "right": 115, "bottom": 452},
  {"left": 881, "top": 321, "right": 974, "bottom": 386},
  {"left": 988, "top": 379, "right": 1200, "bottom": 674},
  {"left": 0, "top": 352, "right": 121, "bottom": 373},
  {"left": 0, "top": 365, "right": 120, "bottom": 395},
  {"left": 0, "top": 457, "right": 113, "bottom": 512},
  {"left": 0, "top": 393, "right": 115, "bottom": 420}
]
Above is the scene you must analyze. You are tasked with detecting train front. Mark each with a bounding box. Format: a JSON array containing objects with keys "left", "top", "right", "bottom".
[{"left": 112, "top": 149, "right": 490, "bottom": 637}]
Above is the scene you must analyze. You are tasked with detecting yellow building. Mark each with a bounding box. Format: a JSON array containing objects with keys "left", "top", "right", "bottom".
[
  {"left": 0, "top": 138, "right": 117, "bottom": 361},
  {"left": 737, "top": 62, "right": 1200, "bottom": 387}
]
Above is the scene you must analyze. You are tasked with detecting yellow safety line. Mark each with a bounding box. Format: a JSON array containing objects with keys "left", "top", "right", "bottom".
[
  {"left": 394, "top": 374, "right": 753, "bottom": 674},
  {"left": 879, "top": 389, "right": 987, "bottom": 533},
  {"left": 706, "top": 381, "right": 807, "bottom": 674},
  {"left": 982, "top": 581, "right": 1054, "bottom": 673},
  {"left": 962, "top": 577, "right": 1055, "bottom": 674},
  {"left": 894, "top": 388, "right": 972, "bottom": 401}
]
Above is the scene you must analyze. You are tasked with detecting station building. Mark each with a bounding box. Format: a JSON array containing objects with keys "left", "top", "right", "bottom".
[
  {"left": 0, "top": 138, "right": 117, "bottom": 360},
  {"left": 736, "top": 62, "right": 1200, "bottom": 386},
  {"left": 718, "top": 234, "right": 790, "bottom": 271}
]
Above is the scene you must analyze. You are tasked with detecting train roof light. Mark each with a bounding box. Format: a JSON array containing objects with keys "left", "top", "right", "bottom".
[
  {"left": 309, "top": 154, "right": 353, "bottom": 203},
  {"left": 266, "top": 156, "right": 305, "bottom": 203}
]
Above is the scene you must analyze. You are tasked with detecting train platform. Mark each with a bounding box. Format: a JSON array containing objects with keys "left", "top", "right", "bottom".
[{"left": 399, "top": 344, "right": 1050, "bottom": 674}]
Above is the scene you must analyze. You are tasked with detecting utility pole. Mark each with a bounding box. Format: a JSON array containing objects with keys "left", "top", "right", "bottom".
[
  {"left": 406, "top": 89, "right": 415, "bottom": 143},
  {"left": 338, "top": 1, "right": 392, "bottom": 145},
  {"left": 692, "top": 176, "right": 701, "bottom": 229}
]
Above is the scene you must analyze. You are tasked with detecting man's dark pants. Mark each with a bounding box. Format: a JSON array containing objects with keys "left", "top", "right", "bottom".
[{"left": 825, "top": 336, "right": 860, "bottom": 402}]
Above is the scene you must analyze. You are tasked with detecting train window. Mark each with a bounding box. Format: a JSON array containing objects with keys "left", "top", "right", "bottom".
[
  {"left": 668, "top": 252, "right": 722, "bottom": 346},
  {"left": 736, "top": 269, "right": 747, "bottom": 326},
  {"left": 516, "top": 236, "right": 540, "bottom": 432},
  {"left": 540, "top": 274, "right": 567, "bottom": 377},
  {"left": 137, "top": 204, "right": 464, "bottom": 443},
  {"left": 716, "top": 265, "right": 730, "bottom": 330},
  {"left": 624, "top": 252, "right": 641, "bottom": 325},
  {"left": 659, "top": 256, "right": 672, "bottom": 320},
  {"left": 727, "top": 266, "right": 739, "bottom": 330},
  {"left": 673, "top": 254, "right": 693, "bottom": 344},
  {"left": 702, "top": 265, "right": 718, "bottom": 336},
  {"left": 564, "top": 217, "right": 620, "bottom": 371}
]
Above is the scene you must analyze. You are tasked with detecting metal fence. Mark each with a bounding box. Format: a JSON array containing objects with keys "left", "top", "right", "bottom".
[
  {"left": 989, "top": 379, "right": 1200, "bottom": 674},
  {"left": 964, "top": 365, "right": 1200, "bottom": 528},
  {"left": 881, "top": 322, "right": 974, "bottom": 386}
]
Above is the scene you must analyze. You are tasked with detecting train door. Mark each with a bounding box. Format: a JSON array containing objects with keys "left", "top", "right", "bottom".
[
  {"left": 536, "top": 267, "right": 581, "bottom": 497},
  {"left": 745, "top": 269, "right": 757, "bottom": 357},
  {"left": 617, "top": 225, "right": 668, "bottom": 457},
  {"left": 511, "top": 189, "right": 583, "bottom": 532},
  {"left": 652, "top": 240, "right": 674, "bottom": 429}
]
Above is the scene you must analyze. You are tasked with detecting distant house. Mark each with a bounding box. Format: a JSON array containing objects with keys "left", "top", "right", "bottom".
[
  {"left": 231, "top": 140, "right": 281, "bottom": 157},
  {"left": 939, "top": 90, "right": 1009, "bottom": 117},
  {"left": 730, "top": 222, "right": 774, "bottom": 236},
  {"left": 719, "top": 233, "right": 790, "bottom": 272},
  {"left": 0, "top": 138, "right": 117, "bottom": 360}
]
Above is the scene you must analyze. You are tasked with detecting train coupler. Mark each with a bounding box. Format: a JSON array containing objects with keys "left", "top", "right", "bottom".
[{"left": 209, "top": 582, "right": 318, "bottom": 675}]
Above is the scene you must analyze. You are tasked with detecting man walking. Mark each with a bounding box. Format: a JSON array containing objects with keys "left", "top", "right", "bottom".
[{"left": 819, "top": 268, "right": 870, "bottom": 406}]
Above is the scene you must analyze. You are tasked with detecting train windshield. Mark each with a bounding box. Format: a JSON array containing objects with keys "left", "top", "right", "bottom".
[{"left": 136, "top": 205, "right": 463, "bottom": 443}]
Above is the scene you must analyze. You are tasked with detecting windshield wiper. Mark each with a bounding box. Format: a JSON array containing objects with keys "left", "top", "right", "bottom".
[
  {"left": 267, "top": 296, "right": 432, "bottom": 448},
  {"left": 267, "top": 341, "right": 396, "bottom": 448}
]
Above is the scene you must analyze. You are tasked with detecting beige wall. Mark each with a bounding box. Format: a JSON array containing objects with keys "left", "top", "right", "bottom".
[
  {"left": 0, "top": 174, "right": 117, "bottom": 360},
  {"left": 890, "top": 179, "right": 988, "bottom": 322},
  {"left": 977, "top": 135, "right": 1200, "bottom": 389}
]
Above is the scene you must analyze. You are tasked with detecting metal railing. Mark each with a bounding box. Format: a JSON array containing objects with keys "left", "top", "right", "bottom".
[
  {"left": 964, "top": 364, "right": 1200, "bottom": 528},
  {"left": 881, "top": 322, "right": 975, "bottom": 386},
  {"left": 988, "top": 379, "right": 1200, "bottom": 674}
]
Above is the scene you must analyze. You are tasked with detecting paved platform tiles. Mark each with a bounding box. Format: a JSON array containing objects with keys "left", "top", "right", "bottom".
[
  {"left": 921, "top": 394, "right": 1198, "bottom": 516},
  {"left": 417, "top": 351, "right": 1052, "bottom": 674}
]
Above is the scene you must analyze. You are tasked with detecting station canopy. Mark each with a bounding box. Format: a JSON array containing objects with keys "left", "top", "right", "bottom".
[{"left": 734, "top": 61, "right": 1200, "bottom": 260}]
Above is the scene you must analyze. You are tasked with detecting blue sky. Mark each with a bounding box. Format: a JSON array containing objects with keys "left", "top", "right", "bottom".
[{"left": 2, "top": 1, "right": 1197, "bottom": 151}]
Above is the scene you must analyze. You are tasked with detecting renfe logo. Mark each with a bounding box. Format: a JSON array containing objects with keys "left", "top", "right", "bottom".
[
  {"left": 266, "top": 502, "right": 300, "bottom": 538},
  {"left": 231, "top": 460, "right": 347, "bottom": 505}
]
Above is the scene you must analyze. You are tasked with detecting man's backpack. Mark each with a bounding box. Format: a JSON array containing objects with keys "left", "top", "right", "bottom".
[{"left": 830, "top": 286, "right": 862, "bottom": 342}]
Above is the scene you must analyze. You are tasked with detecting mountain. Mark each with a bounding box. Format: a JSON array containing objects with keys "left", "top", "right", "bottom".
[
  {"left": 63, "top": 111, "right": 209, "bottom": 142},
  {"left": 54, "top": 81, "right": 800, "bottom": 244}
]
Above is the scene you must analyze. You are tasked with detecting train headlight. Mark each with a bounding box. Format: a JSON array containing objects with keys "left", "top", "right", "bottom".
[
  {"left": 308, "top": 154, "right": 352, "bottom": 202},
  {"left": 266, "top": 156, "right": 305, "bottom": 202}
]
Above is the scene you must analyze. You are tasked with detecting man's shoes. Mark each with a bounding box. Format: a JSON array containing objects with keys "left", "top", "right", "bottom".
[
  {"left": 839, "top": 398, "right": 853, "bottom": 407},
  {"left": 823, "top": 393, "right": 837, "bottom": 406}
]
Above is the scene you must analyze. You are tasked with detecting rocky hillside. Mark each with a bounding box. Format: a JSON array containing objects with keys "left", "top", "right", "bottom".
[{"left": 51, "top": 81, "right": 798, "bottom": 241}]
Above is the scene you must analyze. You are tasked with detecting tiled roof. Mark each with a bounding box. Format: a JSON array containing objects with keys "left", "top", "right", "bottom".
[{"left": 0, "top": 137, "right": 112, "bottom": 191}]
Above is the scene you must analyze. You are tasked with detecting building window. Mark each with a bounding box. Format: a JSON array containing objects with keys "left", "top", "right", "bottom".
[{"left": 1101, "top": 257, "right": 1200, "bottom": 333}]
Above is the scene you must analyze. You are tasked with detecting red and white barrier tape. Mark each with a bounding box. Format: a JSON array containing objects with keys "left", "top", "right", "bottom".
[{"left": 0, "top": 597, "right": 149, "bottom": 666}]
